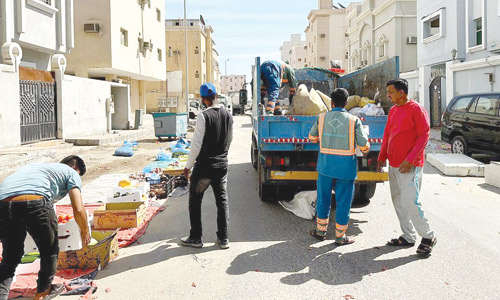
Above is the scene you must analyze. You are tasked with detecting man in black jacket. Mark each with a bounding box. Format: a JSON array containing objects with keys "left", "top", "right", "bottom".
[{"left": 181, "top": 83, "right": 233, "bottom": 249}]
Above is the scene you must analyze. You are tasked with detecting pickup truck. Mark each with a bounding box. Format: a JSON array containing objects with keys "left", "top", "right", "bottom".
[{"left": 250, "top": 56, "right": 400, "bottom": 203}]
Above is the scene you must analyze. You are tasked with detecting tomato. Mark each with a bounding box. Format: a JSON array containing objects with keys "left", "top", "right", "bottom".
[
  {"left": 58, "top": 215, "right": 64, "bottom": 223},
  {"left": 65, "top": 215, "right": 71, "bottom": 221}
]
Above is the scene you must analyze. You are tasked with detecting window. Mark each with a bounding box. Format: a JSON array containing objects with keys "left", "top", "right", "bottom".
[
  {"left": 474, "top": 18, "right": 482, "bottom": 46},
  {"left": 422, "top": 9, "right": 445, "bottom": 42},
  {"left": 175, "top": 21, "right": 180, "bottom": 26},
  {"left": 470, "top": 96, "right": 499, "bottom": 115},
  {"left": 39, "top": 0, "right": 51, "bottom": 4},
  {"left": 195, "top": 71, "right": 200, "bottom": 78},
  {"left": 451, "top": 96, "right": 474, "bottom": 112},
  {"left": 157, "top": 49, "right": 162, "bottom": 61},
  {"left": 120, "top": 28, "right": 128, "bottom": 46},
  {"left": 298, "top": 58, "right": 302, "bottom": 62},
  {"left": 156, "top": 9, "right": 161, "bottom": 22},
  {"left": 194, "top": 47, "right": 199, "bottom": 54}
]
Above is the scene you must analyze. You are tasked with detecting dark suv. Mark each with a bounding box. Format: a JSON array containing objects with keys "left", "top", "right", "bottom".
[{"left": 441, "top": 93, "right": 500, "bottom": 156}]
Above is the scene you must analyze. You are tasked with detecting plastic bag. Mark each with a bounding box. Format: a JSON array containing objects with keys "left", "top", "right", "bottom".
[
  {"left": 123, "top": 140, "right": 138, "bottom": 147},
  {"left": 358, "top": 103, "right": 385, "bottom": 116},
  {"left": 115, "top": 146, "right": 134, "bottom": 157},
  {"left": 156, "top": 149, "right": 172, "bottom": 161},
  {"left": 278, "top": 191, "right": 317, "bottom": 220}
]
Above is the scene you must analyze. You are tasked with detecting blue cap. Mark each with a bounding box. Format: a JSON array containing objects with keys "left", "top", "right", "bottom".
[{"left": 200, "top": 82, "right": 217, "bottom": 97}]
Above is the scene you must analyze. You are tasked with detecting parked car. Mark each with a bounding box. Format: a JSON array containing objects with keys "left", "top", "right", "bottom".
[
  {"left": 441, "top": 93, "right": 500, "bottom": 156},
  {"left": 189, "top": 100, "right": 201, "bottom": 119}
]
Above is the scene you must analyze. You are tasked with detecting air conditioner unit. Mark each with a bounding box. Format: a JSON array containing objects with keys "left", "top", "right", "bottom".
[
  {"left": 84, "top": 23, "right": 99, "bottom": 33},
  {"left": 406, "top": 36, "right": 418, "bottom": 44},
  {"left": 143, "top": 42, "right": 153, "bottom": 50},
  {"left": 320, "top": 33, "right": 326, "bottom": 38},
  {"left": 320, "top": 56, "right": 326, "bottom": 60}
]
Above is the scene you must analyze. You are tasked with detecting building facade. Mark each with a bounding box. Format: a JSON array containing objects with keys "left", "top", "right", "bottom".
[
  {"left": 418, "top": 0, "right": 500, "bottom": 127},
  {"left": 345, "top": 0, "right": 417, "bottom": 74},
  {"left": 147, "top": 17, "right": 220, "bottom": 113},
  {"left": 280, "top": 34, "right": 306, "bottom": 65},
  {"left": 221, "top": 75, "right": 246, "bottom": 95},
  {"left": 65, "top": 0, "right": 166, "bottom": 116},
  {"left": 289, "top": 44, "right": 307, "bottom": 69},
  {"left": 0, "top": 0, "right": 74, "bottom": 70}
]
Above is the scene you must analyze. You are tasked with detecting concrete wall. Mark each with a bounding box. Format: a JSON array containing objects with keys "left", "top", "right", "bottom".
[
  {"left": 0, "top": 63, "right": 21, "bottom": 148},
  {"left": 55, "top": 72, "right": 110, "bottom": 138},
  {"left": 329, "top": 11, "right": 347, "bottom": 69},
  {"left": 280, "top": 34, "right": 305, "bottom": 63},
  {"left": 400, "top": 70, "right": 420, "bottom": 102}
]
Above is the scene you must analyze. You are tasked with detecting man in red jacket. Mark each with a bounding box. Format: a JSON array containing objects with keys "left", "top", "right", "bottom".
[{"left": 377, "top": 78, "right": 436, "bottom": 257}]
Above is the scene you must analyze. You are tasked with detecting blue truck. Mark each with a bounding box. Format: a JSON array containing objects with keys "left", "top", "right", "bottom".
[{"left": 250, "top": 56, "right": 400, "bottom": 203}]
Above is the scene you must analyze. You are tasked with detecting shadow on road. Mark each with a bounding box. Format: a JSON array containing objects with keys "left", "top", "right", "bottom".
[
  {"left": 227, "top": 239, "right": 420, "bottom": 286},
  {"left": 478, "top": 183, "right": 500, "bottom": 196}
]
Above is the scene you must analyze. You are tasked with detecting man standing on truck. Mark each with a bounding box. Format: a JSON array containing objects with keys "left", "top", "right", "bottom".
[
  {"left": 0, "top": 155, "right": 91, "bottom": 300},
  {"left": 181, "top": 82, "right": 233, "bottom": 249},
  {"left": 308, "top": 88, "right": 370, "bottom": 245},
  {"left": 377, "top": 78, "right": 436, "bottom": 257},
  {"left": 260, "top": 60, "right": 297, "bottom": 116}
]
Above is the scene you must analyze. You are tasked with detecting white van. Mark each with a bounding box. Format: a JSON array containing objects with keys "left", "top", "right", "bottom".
[{"left": 218, "top": 94, "right": 233, "bottom": 115}]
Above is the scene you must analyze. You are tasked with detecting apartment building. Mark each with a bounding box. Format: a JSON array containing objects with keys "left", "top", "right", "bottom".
[
  {"left": 345, "top": 0, "right": 417, "bottom": 74},
  {"left": 417, "top": 0, "right": 500, "bottom": 126},
  {"left": 221, "top": 75, "right": 246, "bottom": 95},
  {"left": 145, "top": 17, "right": 219, "bottom": 113},
  {"left": 0, "top": 0, "right": 74, "bottom": 70},
  {"left": 280, "top": 34, "right": 306, "bottom": 65},
  {"left": 65, "top": 0, "right": 166, "bottom": 115}
]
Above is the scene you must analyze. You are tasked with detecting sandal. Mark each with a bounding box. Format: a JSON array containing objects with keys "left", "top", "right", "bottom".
[
  {"left": 386, "top": 236, "right": 415, "bottom": 247},
  {"left": 416, "top": 237, "right": 437, "bottom": 257},
  {"left": 335, "top": 236, "right": 355, "bottom": 246},
  {"left": 309, "top": 230, "right": 326, "bottom": 241}
]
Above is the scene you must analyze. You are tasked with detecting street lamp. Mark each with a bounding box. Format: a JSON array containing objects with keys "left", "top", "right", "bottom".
[{"left": 225, "top": 59, "right": 230, "bottom": 76}]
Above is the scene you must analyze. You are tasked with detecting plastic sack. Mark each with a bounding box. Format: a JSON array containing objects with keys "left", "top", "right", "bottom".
[
  {"left": 348, "top": 107, "right": 363, "bottom": 116},
  {"left": 278, "top": 191, "right": 317, "bottom": 220},
  {"left": 172, "top": 148, "right": 189, "bottom": 154},
  {"left": 345, "top": 95, "right": 361, "bottom": 110},
  {"left": 358, "top": 97, "right": 375, "bottom": 108},
  {"left": 358, "top": 103, "right": 385, "bottom": 116},
  {"left": 115, "top": 146, "right": 134, "bottom": 157},
  {"left": 123, "top": 140, "right": 138, "bottom": 147},
  {"left": 156, "top": 149, "right": 172, "bottom": 161}
]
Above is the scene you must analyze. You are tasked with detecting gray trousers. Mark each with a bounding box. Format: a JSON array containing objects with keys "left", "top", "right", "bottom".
[{"left": 389, "top": 166, "right": 434, "bottom": 243}]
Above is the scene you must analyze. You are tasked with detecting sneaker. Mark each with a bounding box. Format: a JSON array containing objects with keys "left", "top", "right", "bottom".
[
  {"left": 180, "top": 236, "right": 203, "bottom": 248},
  {"left": 217, "top": 238, "right": 229, "bottom": 249}
]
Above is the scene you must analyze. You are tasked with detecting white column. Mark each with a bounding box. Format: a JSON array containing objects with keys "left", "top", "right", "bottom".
[{"left": 445, "top": 61, "right": 455, "bottom": 106}]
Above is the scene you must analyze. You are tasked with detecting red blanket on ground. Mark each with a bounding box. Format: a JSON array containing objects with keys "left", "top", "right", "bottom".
[{"left": 1, "top": 202, "right": 166, "bottom": 299}]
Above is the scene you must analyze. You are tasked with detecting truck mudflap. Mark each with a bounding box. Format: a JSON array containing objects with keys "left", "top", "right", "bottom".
[{"left": 268, "top": 170, "right": 388, "bottom": 182}]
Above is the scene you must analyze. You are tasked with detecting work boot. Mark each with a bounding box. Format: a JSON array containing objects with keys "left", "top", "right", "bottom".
[
  {"left": 217, "top": 238, "right": 229, "bottom": 249},
  {"left": 180, "top": 236, "right": 203, "bottom": 248}
]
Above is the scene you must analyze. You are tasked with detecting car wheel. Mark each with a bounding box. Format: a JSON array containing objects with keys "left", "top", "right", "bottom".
[{"left": 451, "top": 136, "right": 470, "bottom": 156}]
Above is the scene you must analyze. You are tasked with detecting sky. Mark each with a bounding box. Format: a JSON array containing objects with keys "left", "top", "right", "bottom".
[{"left": 164, "top": 0, "right": 354, "bottom": 85}]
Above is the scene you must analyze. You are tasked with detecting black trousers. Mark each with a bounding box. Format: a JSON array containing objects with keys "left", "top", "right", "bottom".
[
  {"left": 188, "top": 167, "right": 229, "bottom": 240},
  {"left": 0, "top": 198, "right": 58, "bottom": 299}
]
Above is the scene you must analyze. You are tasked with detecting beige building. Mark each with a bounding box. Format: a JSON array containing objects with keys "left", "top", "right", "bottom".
[
  {"left": 221, "top": 75, "right": 246, "bottom": 95},
  {"left": 345, "top": 0, "right": 417, "bottom": 73},
  {"left": 289, "top": 45, "right": 307, "bottom": 69},
  {"left": 280, "top": 34, "right": 306, "bottom": 65},
  {"left": 65, "top": 0, "right": 166, "bottom": 115},
  {"left": 145, "top": 17, "right": 220, "bottom": 113},
  {"left": 304, "top": 0, "right": 348, "bottom": 69}
]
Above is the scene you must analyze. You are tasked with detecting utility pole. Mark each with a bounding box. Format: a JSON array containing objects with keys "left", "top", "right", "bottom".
[{"left": 184, "top": 0, "right": 189, "bottom": 113}]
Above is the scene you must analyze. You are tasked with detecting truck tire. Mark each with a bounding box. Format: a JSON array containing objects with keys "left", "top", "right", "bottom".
[
  {"left": 251, "top": 139, "right": 258, "bottom": 170},
  {"left": 352, "top": 183, "right": 376, "bottom": 205},
  {"left": 258, "top": 159, "right": 274, "bottom": 202}
]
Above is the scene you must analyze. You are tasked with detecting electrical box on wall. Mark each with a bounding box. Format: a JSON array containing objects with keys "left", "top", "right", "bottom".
[{"left": 106, "top": 98, "right": 115, "bottom": 114}]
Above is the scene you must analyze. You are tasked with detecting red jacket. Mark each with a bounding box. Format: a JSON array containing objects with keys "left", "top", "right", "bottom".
[{"left": 378, "top": 100, "right": 430, "bottom": 168}]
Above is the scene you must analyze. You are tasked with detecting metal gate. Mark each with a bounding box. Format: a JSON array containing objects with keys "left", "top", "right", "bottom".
[{"left": 19, "top": 80, "right": 57, "bottom": 144}]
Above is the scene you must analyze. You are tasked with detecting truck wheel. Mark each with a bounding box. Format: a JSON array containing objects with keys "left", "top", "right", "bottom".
[
  {"left": 251, "top": 139, "right": 258, "bottom": 170},
  {"left": 352, "top": 183, "right": 376, "bottom": 205},
  {"left": 258, "top": 159, "right": 274, "bottom": 202}
]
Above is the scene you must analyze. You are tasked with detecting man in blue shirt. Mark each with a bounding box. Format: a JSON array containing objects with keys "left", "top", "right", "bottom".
[
  {"left": 0, "top": 155, "right": 91, "bottom": 300},
  {"left": 308, "top": 89, "right": 370, "bottom": 245}
]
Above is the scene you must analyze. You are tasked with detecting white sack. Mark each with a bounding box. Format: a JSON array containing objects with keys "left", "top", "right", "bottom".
[{"left": 279, "top": 191, "right": 317, "bottom": 220}]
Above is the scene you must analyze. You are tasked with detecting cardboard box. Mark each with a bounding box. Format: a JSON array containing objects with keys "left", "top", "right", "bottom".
[
  {"left": 57, "top": 230, "right": 119, "bottom": 270},
  {"left": 93, "top": 202, "right": 146, "bottom": 230},
  {"left": 24, "top": 218, "right": 88, "bottom": 253},
  {"left": 107, "top": 191, "right": 142, "bottom": 203},
  {"left": 113, "top": 181, "right": 150, "bottom": 198}
]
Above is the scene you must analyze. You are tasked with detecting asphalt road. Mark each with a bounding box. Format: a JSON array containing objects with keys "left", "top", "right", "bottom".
[{"left": 70, "top": 115, "right": 500, "bottom": 300}]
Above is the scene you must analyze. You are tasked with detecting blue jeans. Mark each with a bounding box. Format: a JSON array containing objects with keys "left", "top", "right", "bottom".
[
  {"left": 260, "top": 61, "right": 282, "bottom": 112},
  {"left": 316, "top": 173, "right": 355, "bottom": 226},
  {"left": 188, "top": 167, "right": 229, "bottom": 241},
  {"left": 0, "top": 198, "right": 58, "bottom": 299}
]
